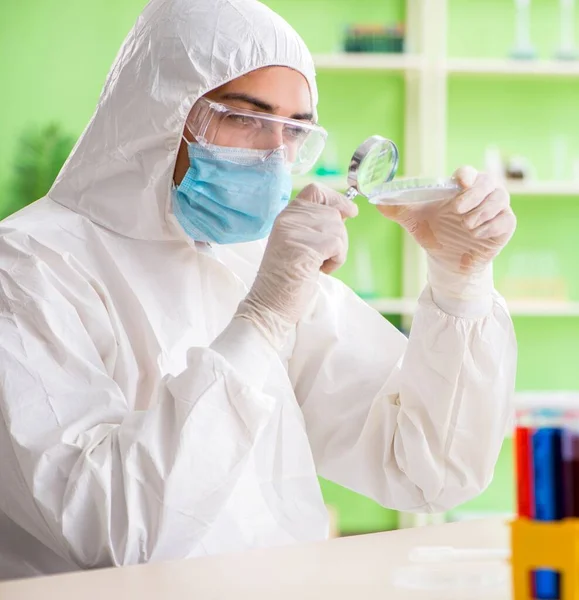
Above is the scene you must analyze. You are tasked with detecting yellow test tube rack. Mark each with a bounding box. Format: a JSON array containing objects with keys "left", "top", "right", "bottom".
[{"left": 511, "top": 518, "right": 579, "bottom": 600}]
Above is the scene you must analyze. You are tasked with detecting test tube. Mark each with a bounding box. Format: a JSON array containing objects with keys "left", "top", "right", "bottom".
[
  {"left": 562, "top": 413, "right": 579, "bottom": 518},
  {"left": 512, "top": 0, "right": 537, "bottom": 59},
  {"left": 515, "top": 419, "right": 534, "bottom": 518},
  {"left": 557, "top": 0, "right": 578, "bottom": 60},
  {"left": 532, "top": 411, "right": 564, "bottom": 600}
]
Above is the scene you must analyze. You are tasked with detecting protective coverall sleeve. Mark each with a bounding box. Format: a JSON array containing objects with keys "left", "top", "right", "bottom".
[
  {"left": 288, "top": 274, "right": 517, "bottom": 513},
  {"left": 0, "top": 251, "right": 277, "bottom": 569}
]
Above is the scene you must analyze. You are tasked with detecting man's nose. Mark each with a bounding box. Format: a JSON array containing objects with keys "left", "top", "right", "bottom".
[{"left": 263, "top": 123, "right": 285, "bottom": 148}]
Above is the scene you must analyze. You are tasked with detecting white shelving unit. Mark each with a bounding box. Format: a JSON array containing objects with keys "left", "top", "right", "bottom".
[
  {"left": 506, "top": 180, "right": 579, "bottom": 197},
  {"left": 305, "top": 0, "right": 579, "bottom": 528},
  {"left": 301, "top": 0, "right": 579, "bottom": 333},
  {"left": 365, "top": 297, "right": 417, "bottom": 315},
  {"left": 446, "top": 58, "right": 579, "bottom": 78},
  {"left": 509, "top": 392, "right": 579, "bottom": 437},
  {"left": 501, "top": 301, "right": 579, "bottom": 317},
  {"left": 313, "top": 53, "right": 423, "bottom": 72}
]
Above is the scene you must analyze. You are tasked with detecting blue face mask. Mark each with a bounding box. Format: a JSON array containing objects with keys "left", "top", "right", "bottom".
[{"left": 173, "top": 141, "right": 293, "bottom": 244}]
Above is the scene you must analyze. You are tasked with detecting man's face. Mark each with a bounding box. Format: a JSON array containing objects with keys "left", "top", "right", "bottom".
[{"left": 174, "top": 66, "right": 313, "bottom": 185}]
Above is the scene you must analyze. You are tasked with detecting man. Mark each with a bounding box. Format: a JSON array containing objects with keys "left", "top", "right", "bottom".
[{"left": 0, "top": 0, "right": 516, "bottom": 579}]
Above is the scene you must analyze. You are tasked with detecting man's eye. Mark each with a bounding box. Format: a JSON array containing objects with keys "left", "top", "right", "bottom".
[
  {"left": 284, "top": 126, "right": 307, "bottom": 141},
  {"left": 229, "top": 115, "right": 261, "bottom": 128}
]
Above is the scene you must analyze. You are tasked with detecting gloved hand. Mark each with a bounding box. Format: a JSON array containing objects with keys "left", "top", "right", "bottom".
[
  {"left": 236, "top": 184, "right": 358, "bottom": 348},
  {"left": 377, "top": 166, "right": 516, "bottom": 274},
  {"left": 378, "top": 167, "right": 516, "bottom": 314}
]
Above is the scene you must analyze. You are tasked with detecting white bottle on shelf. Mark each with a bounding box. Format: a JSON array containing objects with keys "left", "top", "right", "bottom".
[
  {"left": 511, "top": 0, "right": 537, "bottom": 59},
  {"left": 557, "top": 0, "right": 579, "bottom": 60}
]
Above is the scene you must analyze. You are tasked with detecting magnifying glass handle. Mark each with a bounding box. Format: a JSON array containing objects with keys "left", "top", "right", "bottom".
[{"left": 345, "top": 187, "right": 358, "bottom": 201}]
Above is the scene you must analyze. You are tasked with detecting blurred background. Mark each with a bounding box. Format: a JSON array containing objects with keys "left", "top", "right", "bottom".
[{"left": 2, "top": 0, "right": 579, "bottom": 536}]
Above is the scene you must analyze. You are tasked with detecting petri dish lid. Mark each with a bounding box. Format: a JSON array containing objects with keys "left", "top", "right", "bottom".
[{"left": 369, "top": 177, "right": 461, "bottom": 206}]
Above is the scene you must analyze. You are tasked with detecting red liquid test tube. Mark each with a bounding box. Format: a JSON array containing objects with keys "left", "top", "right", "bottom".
[{"left": 515, "top": 425, "right": 534, "bottom": 518}]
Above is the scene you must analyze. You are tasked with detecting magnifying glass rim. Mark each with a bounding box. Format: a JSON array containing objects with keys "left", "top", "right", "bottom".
[{"left": 347, "top": 135, "right": 399, "bottom": 196}]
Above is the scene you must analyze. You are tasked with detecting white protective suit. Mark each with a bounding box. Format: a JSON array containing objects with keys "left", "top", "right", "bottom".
[{"left": 0, "top": 0, "right": 516, "bottom": 580}]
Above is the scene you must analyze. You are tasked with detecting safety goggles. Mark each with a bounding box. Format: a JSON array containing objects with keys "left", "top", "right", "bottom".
[{"left": 185, "top": 97, "right": 328, "bottom": 175}]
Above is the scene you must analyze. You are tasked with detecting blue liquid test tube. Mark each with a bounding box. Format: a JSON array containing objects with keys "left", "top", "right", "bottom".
[{"left": 532, "top": 427, "right": 564, "bottom": 600}]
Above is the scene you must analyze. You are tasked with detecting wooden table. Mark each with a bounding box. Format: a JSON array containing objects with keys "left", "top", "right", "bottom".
[{"left": 0, "top": 518, "right": 511, "bottom": 600}]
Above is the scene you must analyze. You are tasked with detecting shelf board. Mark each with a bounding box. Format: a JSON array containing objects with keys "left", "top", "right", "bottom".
[
  {"left": 515, "top": 391, "right": 579, "bottom": 410},
  {"left": 366, "top": 297, "right": 579, "bottom": 317},
  {"left": 509, "top": 392, "right": 579, "bottom": 435},
  {"left": 506, "top": 180, "right": 579, "bottom": 196},
  {"left": 365, "top": 298, "right": 417, "bottom": 315},
  {"left": 446, "top": 58, "right": 579, "bottom": 77},
  {"left": 506, "top": 300, "right": 579, "bottom": 316},
  {"left": 313, "top": 53, "right": 423, "bottom": 71}
]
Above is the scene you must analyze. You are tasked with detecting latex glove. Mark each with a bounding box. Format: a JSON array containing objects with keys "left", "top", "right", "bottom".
[
  {"left": 377, "top": 167, "right": 516, "bottom": 275},
  {"left": 236, "top": 184, "right": 358, "bottom": 348}
]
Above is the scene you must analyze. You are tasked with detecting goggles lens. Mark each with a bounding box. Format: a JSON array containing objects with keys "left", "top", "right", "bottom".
[{"left": 185, "top": 98, "right": 327, "bottom": 175}]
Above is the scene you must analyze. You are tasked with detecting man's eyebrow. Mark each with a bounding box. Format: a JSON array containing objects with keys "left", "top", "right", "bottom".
[
  {"left": 219, "top": 93, "right": 275, "bottom": 112},
  {"left": 291, "top": 111, "right": 315, "bottom": 122},
  {"left": 219, "top": 92, "right": 314, "bottom": 121}
]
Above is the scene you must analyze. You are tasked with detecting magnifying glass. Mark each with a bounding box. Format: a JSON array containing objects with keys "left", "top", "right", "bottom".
[
  {"left": 345, "top": 135, "right": 399, "bottom": 201},
  {"left": 346, "top": 135, "right": 461, "bottom": 205}
]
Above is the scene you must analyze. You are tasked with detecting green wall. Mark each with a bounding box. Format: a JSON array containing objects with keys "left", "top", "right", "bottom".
[
  {"left": 264, "top": 0, "right": 405, "bottom": 54},
  {"left": 496, "top": 199, "right": 579, "bottom": 391},
  {"left": 448, "top": 0, "right": 579, "bottom": 60},
  {"left": 3, "top": 0, "right": 573, "bottom": 535},
  {"left": 0, "top": 0, "right": 148, "bottom": 206},
  {"left": 448, "top": 79, "right": 579, "bottom": 183},
  {"left": 314, "top": 68, "right": 408, "bottom": 299}
]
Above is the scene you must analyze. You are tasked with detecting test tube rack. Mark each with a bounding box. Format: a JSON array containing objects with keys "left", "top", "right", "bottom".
[{"left": 511, "top": 517, "right": 579, "bottom": 600}]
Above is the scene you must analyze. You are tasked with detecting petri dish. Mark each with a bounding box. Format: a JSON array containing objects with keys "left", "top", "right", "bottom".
[{"left": 369, "top": 177, "right": 461, "bottom": 206}]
